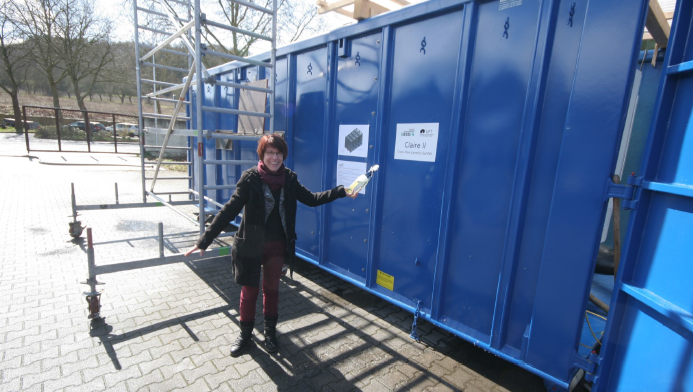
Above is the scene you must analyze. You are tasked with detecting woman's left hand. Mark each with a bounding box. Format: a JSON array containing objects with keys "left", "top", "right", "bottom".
[{"left": 345, "top": 189, "right": 358, "bottom": 199}]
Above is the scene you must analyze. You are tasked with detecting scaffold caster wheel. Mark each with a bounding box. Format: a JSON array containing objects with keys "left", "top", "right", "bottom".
[
  {"left": 86, "top": 294, "right": 101, "bottom": 320},
  {"left": 69, "top": 221, "right": 85, "bottom": 238}
]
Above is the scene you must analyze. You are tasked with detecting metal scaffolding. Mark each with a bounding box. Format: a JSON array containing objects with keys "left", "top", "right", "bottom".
[{"left": 76, "top": 0, "right": 278, "bottom": 321}]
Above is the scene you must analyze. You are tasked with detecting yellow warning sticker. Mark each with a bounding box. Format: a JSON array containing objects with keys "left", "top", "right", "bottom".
[{"left": 376, "top": 270, "right": 394, "bottom": 291}]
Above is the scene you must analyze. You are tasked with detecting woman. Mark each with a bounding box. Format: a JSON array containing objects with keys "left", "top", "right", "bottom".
[{"left": 185, "top": 133, "right": 357, "bottom": 357}]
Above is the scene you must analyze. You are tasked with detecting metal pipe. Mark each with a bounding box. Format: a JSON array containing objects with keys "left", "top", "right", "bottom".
[
  {"left": 230, "top": 0, "right": 272, "bottom": 14},
  {"left": 75, "top": 200, "right": 197, "bottom": 211},
  {"left": 202, "top": 105, "right": 270, "bottom": 118},
  {"left": 152, "top": 161, "right": 192, "bottom": 165},
  {"left": 146, "top": 191, "right": 198, "bottom": 225},
  {"left": 270, "top": 0, "right": 276, "bottom": 134},
  {"left": 71, "top": 183, "right": 78, "bottom": 222},
  {"left": 141, "top": 79, "right": 177, "bottom": 87},
  {"left": 202, "top": 17, "right": 271, "bottom": 41},
  {"left": 140, "top": 19, "right": 195, "bottom": 62},
  {"left": 54, "top": 108, "right": 62, "bottom": 151},
  {"left": 136, "top": 6, "right": 189, "bottom": 23},
  {"left": 143, "top": 96, "right": 191, "bottom": 104},
  {"left": 140, "top": 45, "right": 189, "bottom": 57},
  {"left": 115, "top": 183, "right": 119, "bottom": 204},
  {"left": 214, "top": 79, "right": 272, "bottom": 93},
  {"left": 194, "top": 0, "right": 206, "bottom": 237},
  {"left": 189, "top": 189, "right": 225, "bottom": 209},
  {"left": 150, "top": 191, "right": 194, "bottom": 195},
  {"left": 158, "top": 222, "right": 165, "bottom": 257},
  {"left": 112, "top": 113, "right": 118, "bottom": 153},
  {"left": 203, "top": 159, "right": 256, "bottom": 165},
  {"left": 203, "top": 184, "right": 237, "bottom": 190},
  {"left": 145, "top": 176, "right": 192, "bottom": 180},
  {"left": 22, "top": 106, "right": 29, "bottom": 152},
  {"left": 134, "top": 0, "right": 147, "bottom": 203},
  {"left": 143, "top": 113, "right": 191, "bottom": 120},
  {"left": 141, "top": 62, "right": 189, "bottom": 73},
  {"left": 137, "top": 25, "right": 174, "bottom": 36},
  {"left": 204, "top": 132, "right": 261, "bottom": 141},
  {"left": 144, "top": 82, "right": 187, "bottom": 98},
  {"left": 200, "top": 48, "right": 272, "bottom": 68},
  {"left": 161, "top": 0, "right": 190, "bottom": 6},
  {"left": 144, "top": 145, "right": 193, "bottom": 150},
  {"left": 87, "top": 228, "right": 96, "bottom": 291}
]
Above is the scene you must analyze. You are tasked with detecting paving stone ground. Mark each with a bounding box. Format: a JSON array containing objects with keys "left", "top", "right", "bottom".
[{"left": 0, "top": 134, "right": 545, "bottom": 391}]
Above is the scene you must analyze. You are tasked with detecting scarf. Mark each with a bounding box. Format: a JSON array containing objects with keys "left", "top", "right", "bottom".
[{"left": 258, "top": 160, "right": 285, "bottom": 191}]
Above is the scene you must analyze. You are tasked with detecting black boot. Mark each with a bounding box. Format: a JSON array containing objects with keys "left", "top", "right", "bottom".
[
  {"left": 264, "top": 315, "right": 278, "bottom": 353},
  {"left": 230, "top": 320, "right": 254, "bottom": 357}
]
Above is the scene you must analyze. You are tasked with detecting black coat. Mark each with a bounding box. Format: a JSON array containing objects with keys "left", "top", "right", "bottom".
[{"left": 196, "top": 166, "right": 346, "bottom": 286}]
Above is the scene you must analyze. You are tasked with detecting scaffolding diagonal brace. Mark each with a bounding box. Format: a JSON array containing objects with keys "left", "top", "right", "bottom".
[{"left": 150, "top": 63, "right": 197, "bottom": 192}]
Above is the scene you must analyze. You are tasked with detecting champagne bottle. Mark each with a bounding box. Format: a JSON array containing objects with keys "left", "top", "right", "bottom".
[{"left": 346, "top": 165, "right": 379, "bottom": 194}]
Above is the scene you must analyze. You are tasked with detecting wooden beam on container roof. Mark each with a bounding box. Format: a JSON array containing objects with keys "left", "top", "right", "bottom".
[{"left": 646, "top": 0, "right": 670, "bottom": 48}]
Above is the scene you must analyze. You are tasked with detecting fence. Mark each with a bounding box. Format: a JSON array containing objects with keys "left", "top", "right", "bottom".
[{"left": 21, "top": 105, "right": 140, "bottom": 154}]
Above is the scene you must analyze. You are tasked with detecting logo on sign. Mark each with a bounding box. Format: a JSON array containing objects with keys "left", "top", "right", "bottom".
[
  {"left": 419, "top": 128, "right": 435, "bottom": 137},
  {"left": 400, "top": 129, "right": 415, "bottom": 137}
]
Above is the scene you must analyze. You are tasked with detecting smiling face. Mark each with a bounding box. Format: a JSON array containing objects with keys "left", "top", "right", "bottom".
[{"left": 262, "top": 146, "right": 284, "bottom": 173}]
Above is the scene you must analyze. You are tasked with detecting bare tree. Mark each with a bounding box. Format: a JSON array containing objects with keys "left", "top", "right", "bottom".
[
  {"left": 12, "top": 0, "right": 68, "bottom": 110},
  {"left": 58, "top": 0, "right": 113, "bottom": 111},
  {"left": 0, "top": 2, "right": 32, "bottom": 133}
]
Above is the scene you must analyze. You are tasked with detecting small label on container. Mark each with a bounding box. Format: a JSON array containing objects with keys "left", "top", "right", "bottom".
[
  {"left": 499, "top": 0, "right": 522, "bottom": 10},
  {"left": 376, "top": 270, "right": 395, "bottom": 291}
]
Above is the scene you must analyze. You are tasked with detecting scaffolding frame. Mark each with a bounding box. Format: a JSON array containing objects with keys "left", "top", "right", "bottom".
[{"left": 77, "top": 0, "right": 278, "bottom": 320}]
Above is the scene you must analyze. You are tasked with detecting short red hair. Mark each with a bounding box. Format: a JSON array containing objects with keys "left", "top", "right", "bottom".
[{"left": 257, "top": 133, "right": 288, "bottom": 160}]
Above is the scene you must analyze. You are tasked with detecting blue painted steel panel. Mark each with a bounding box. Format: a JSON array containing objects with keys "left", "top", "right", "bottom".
[
  {"left": 325, "top": 32, "right": 382, "bottom": 280},
  {"left": 293, "top": 48, "right": 328, "bottom": 259},
  {"left": 443, "top": 0, "right": 542, "bottom": 344},
  {"left": 192, "top": 0, "right": 654, "bottom": 387},
  {"left": 375, "top": 9, "right": 463, "bottom": 311},
  {"left": 596, "top": 0, "right": 693, "bottom": 389}
]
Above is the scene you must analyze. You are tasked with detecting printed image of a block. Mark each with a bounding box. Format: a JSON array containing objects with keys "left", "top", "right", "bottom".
[{"left": 345, "top": 128, "right": 363, "bottom": 153}]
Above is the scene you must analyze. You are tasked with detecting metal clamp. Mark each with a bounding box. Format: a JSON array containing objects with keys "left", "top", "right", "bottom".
[
  {"left": 410, "top": 300, "right": 423, "bottom": 341},
  {"left": 568, "top": 3, "right": 576, "bottom": 27},
  {"left": 605, "top": 173, "right": 643, "bottom": 210}
]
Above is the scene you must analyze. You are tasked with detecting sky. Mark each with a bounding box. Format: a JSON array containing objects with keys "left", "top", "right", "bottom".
[{"left": 100, "top": 0, "right": 427, "bottom": 46}]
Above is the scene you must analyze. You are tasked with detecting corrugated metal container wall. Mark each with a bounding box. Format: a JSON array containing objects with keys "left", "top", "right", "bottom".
[{"left": 188, "top": 0, "right": 650, "bottom": 388}]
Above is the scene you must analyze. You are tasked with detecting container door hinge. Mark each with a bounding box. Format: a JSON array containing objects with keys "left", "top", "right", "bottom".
[
  {"left": 573, "top": 351, "right": 602, "bottom": 383},
  {"left": 605, "top": 173, "right": 643, "bottom": 210}
]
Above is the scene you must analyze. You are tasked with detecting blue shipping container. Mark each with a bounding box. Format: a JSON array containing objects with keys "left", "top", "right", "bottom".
[{"left": 186, "top": 0, "right": 693, "bottom": 389}]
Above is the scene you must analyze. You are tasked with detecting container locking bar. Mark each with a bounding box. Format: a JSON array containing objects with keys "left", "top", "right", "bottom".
[{"left": 604, "top": 173, "right": 643, "bottom": 210}]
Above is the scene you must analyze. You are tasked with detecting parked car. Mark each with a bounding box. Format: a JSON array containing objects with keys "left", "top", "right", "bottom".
[
  {"left": 2, "top": 118, "right": 40, "bottom": 130},
  {"left": 111, "top": 123, "right": 139, "bottom": 137},
  {"left": 68, "top": 121, "right": 105, "bottom": 132}
]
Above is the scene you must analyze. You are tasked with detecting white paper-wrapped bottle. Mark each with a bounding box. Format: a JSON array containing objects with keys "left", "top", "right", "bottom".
[{"left": 346, "top": 165, "right": 379, "bottom": 194}]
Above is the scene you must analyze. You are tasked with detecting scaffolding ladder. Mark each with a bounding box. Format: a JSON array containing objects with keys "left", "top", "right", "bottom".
[{"left": 133, "top": 0, "right": 278, "bottom": 236}]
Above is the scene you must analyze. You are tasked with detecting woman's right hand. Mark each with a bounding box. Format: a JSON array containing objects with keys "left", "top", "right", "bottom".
[{"left": 185, "top": 245, "right": 203, "bottom": 257}]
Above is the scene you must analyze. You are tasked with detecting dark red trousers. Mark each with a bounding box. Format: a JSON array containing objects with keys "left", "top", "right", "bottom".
[{"left": 239, "top": 241, "right": 285, "bottom": 321}]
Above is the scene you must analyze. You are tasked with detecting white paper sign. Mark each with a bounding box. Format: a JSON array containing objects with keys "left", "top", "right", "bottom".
[
  {"left": 337, "top": 160, "right": 368, "bottom": 195},
  {"left": 338, "top": 124, "right": 369, "bottom": 158},
  {"left": 394, "top": 123, "right": 439, "bottom": 162}
]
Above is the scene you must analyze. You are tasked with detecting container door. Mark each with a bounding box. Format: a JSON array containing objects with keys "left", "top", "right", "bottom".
[
  {"left": 595, "top": 2, "right": 693, "bottom": 390},
  {"left": 375, "top": 10, "right": 464, "bottom": 308},
  {"left": 293, "top": 48, "right": 329, "bottom": 259},
  {"left": 325, "top": 33, "right": 382, "bottom": 281}
]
